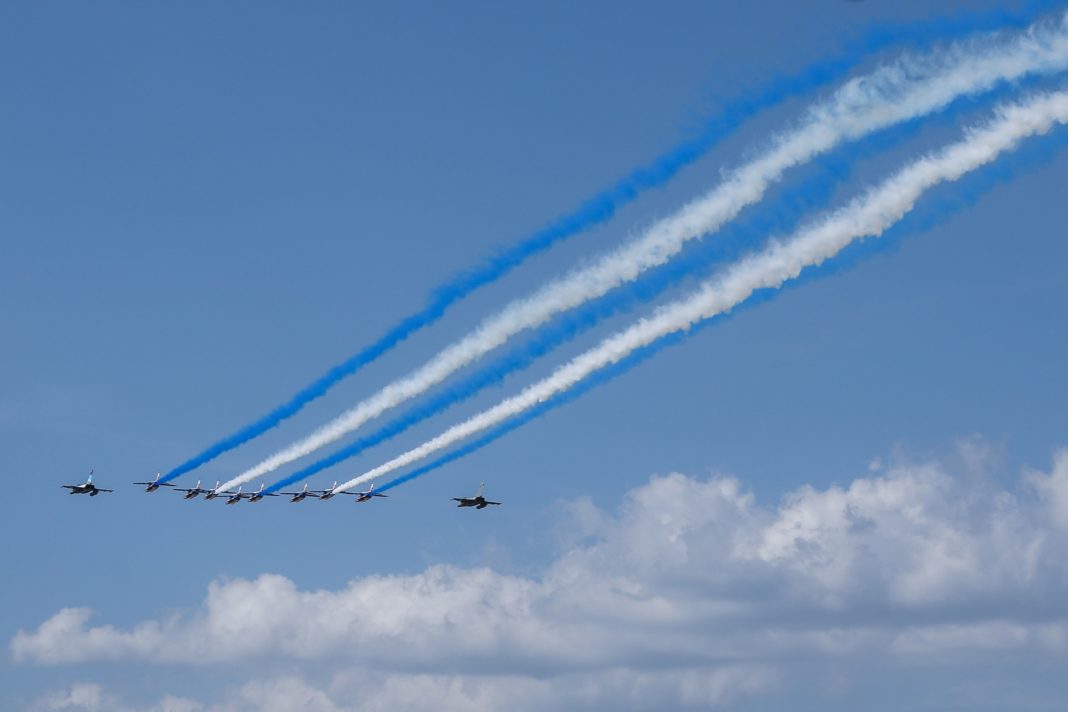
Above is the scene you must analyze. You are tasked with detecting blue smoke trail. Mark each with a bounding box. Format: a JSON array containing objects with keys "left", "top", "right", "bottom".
[
  {"left": 163, "top": 0, "right": 1061, "bottom": 483},
  {"left": 375, "top": 115, "right": 1068, "bottom": 495},
  {"left": 264, "top": 77, "right": 1042, "bottom": 494},
  {"left": 264, "top": 151, "right": 850, "bottom": 493},
  {"left": 375, "top": 123, "right": 1068, "bottom": 495}
]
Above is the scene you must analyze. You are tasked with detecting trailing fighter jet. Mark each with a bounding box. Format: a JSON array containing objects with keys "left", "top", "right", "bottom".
[
  {"left": 225, "top": 486, "right": 245, "bottom": 505},
  {"left": 281, "top": 483, "right": 315, "bottom": 502},
  {"left": 344, "top": 482, "right": 388, "bottom": 503},
  {"left": 175, "top": 480, "right": 209, "bottom": 500},
  {"left": 315, "top": 481, "right": 342, "bottom": 500},
  {"left": 61, "top": 470, "right": 113, "bottom": 497},
  {"left": 452, "top": 482, "right": 500, "bottom": 509},
  {"left": 203, "top": 482, "right": 229, "bottom": 501},
  {"left": 134, "top": 472, "right": 174, "bottom": 492},
  {"left": 244, "top": 484, "right": 278, "bottom": 503}
]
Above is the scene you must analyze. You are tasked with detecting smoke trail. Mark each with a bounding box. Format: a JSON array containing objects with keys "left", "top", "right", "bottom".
[
  {"left": 375, "top": 116, "right": 1068, "bottom": 496},
  {"left": 263, "top": 150, "right": 857, "bottom": 494},
  {"left": 267, "top": 74, "right": 1056, "bottom": 497},
  {"left": 162, "top": 5, "right": 1063, "bottom": 485},
  {"left": 218, "top": 13, "right": 1068, "bottom": 493},
  {"left": 332, "top": 88, "right": 1068, "bottom": 494},
  {"left": 265, "top": 89, "right": 1031, "bottom": 496}
]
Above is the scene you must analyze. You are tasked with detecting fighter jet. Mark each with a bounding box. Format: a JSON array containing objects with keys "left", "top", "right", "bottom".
[
  {"left": 225, "top": 486, "right": 246, "bottom": 505},
  {"left": 134, "top": 472, "right": 174, "bottom": 493},
  {"left": 175, "top": 480, "right": 209, "bottom": 500},
  {"left": 203, "top": 482, "right": 229, "bottom": 501},
  {"left": 452, "top": 482, "right": 500, "bottom": 509},
  {"left": 344, "top": 482, "right": 388, "bottom": 503},
  {"left": 315, "top": 481, "right": 342, "bottom": 500},
  {"left": 281, "top": 483, "right": 315, "bottom": 503},
  {"left": 61, "top": 470, "right": 113, "bottom": 497},
  {"left": 244, "top": 484, "right": 278, "bottom": 503}
]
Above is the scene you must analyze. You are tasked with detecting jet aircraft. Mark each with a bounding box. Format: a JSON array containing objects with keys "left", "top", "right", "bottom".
[
  {"left": 315, "top": 481, "right": 342, "bottom": 500},
  {"left": 345, "top": 482, "right": 388, "bottom": 503},
  {"left": 175, "top": 480, "right": 210, "bottom": 500},
  {"left": 452, "top": 482, "right": 500, "bottom": 509},
  {"left": 203, "top": 482, "right": 229, "bottom": 501},
  {"left": 244, "top": 483, "right": 278, "bottom": 503},
  {"left": 61, "top": 470, "right": 113, "bottom": 497},
  {"left": 281, "top": 483, "right": 315, "bottom": 502},
  {"left": 225, "top": 486, "right": 245, "bottom": 505},
  {"left": 134, "top": 472, "right": 174, "bottom": 492}
]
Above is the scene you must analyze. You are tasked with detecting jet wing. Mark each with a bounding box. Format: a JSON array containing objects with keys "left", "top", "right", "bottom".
[{"left": 133, "top": 481, "right": 173, "bottom": 486}]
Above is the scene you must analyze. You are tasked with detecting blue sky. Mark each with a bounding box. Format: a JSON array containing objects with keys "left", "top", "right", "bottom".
[{"left": 3, "top": 2, "right": 1068, "bottom": 710}]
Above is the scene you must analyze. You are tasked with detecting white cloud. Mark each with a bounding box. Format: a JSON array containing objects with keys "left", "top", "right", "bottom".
[
  {"left": 13, "top": 446, "right": 1068, "bottom": 710},
  {"left": 29, "top": 683, "right": 108, "bottom": 711},
  {"left": 1027, "top": 448, "right": 1068, "bottom": 530},
  {"left": 29, "top": 667, "right": 777, "bottom": 712},
  {"left": 27, "top": 684, "right": 202, "bottom": 712}
]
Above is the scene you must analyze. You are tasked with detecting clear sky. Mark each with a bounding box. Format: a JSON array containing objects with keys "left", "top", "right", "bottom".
[{"left": 3, "top": 1, "right": 1068, "bottom": 710}]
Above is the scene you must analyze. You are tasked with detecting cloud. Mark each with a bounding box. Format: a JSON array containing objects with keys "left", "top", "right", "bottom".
[
  {"left": 27, "top": 683, "right": 201, "bottom": 712},
  {"left": 1027, "top": 448, "right": 1068, "bottom": 530},
  {"left": 28, "top": 683, "right": 109, "bottom": 711},
  {"left": 13, "top": 445, "right": 1068, "bottom": 709},
  {"left": 29, "top": 667, "right": 776, "bottom": 712}
]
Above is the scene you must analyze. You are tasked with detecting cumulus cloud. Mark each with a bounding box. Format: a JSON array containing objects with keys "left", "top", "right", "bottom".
[
  {"left": 13, "top": 446, "right": 1068, "bottom": 709},
  {"left": 29, "top": 667, "right": 776, "bottom": 712},
  {"left": 28, "top": 683, "right": 110, "bottom": 711},
  {"left": 28, "top": 683, "right": 201, "bottom": 712},
  {"left": 1027, "top": 448, "right": 1068, "bottom": 530}
]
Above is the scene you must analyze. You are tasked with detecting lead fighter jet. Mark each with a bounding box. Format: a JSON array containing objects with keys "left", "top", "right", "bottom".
[
  {"left": 61, "top": 470, "right": 113, "bottom": 497},
  {"left": 452, "top": 482, "right": 500, "bottom": 509},
  {"left": 134, "top": 472, "right": 174, "bottom": 492}
]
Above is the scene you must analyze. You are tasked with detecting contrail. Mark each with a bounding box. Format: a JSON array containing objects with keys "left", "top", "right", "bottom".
[
  {"left": 218, "top": 12, "right": 1068, "bottom": 494},
  {"left": 159, "top": 15, "right": 944, "bottom": 486},
  {"left": 262, "top": 156, "right": 853, "bottom": 494},
  {"left": 333, "top": 88, "right": 1068, "bottom": 494},
  {"left": 166, "top": 6, "right": 1062, "bottom": 487}
]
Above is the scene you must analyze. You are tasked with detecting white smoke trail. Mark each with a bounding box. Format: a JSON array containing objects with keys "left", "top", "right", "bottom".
[
  {"left": 332, "top": 88, "right": 1068, "bottom": 493},
  {"left": 220, "top": 13, "right": 1068, "bottom": 492}
]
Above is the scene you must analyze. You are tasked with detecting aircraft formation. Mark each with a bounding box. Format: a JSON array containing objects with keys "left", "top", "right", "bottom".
[{"left": 61, "top": 471, "right": 499, "bottom": 509}]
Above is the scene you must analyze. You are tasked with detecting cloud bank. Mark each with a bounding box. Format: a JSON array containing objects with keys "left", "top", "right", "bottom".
[{"left": 14, "top": 445, "right": 1068, "bottom": 710}]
